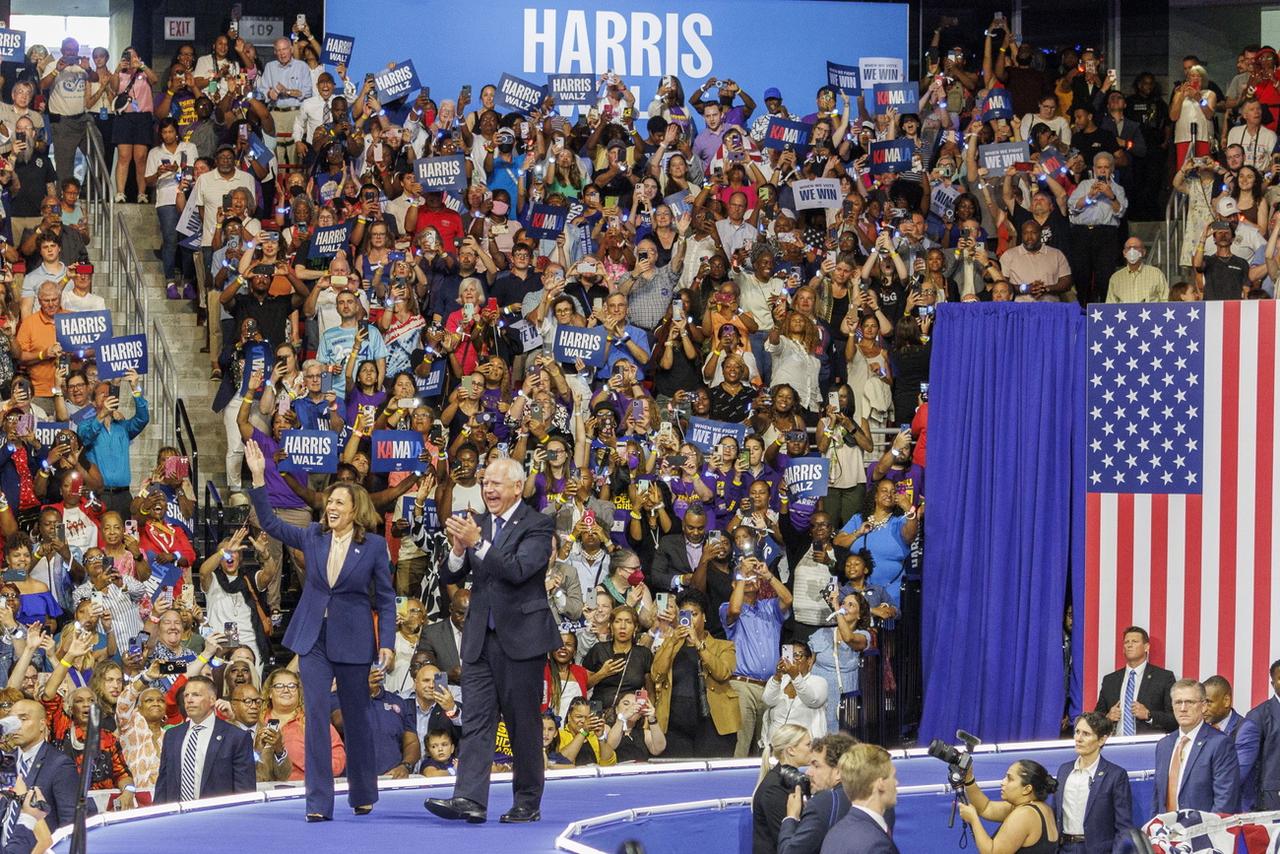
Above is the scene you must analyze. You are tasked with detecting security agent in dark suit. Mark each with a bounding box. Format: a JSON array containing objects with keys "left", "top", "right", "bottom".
[
  {"left": 425, "top": 457, "right": 558, "bottom": 825},
  {"left": 819, "top": 743, "right": 899, "bottom": 854},
  {"left": 777, "top": 733, "right": 857, "bottom": 854},
  {"left": 1094, "top": 626, "right": 1177, "bottom": 734},
  {"left": 415, "top": 591, "right": 466, "bottom": 684},
  {"left": 0, "top": 787, "right": 50, "bottom": 854},
  {"left": 1152, "top": 679, "right": 1240, "bottom": 815},
  {"left": 1236, "top": 658, "right": 1280, "bottom": 811},
  {"left": 154, "top": 676, "right": 256, "bottom": 803},
  {"left": 0, "top": 701, "right": 77, "bottom": 830},
  {"left": 1204, "top": 675, "right": 1246, "bottom": 738},
  {"left": 1053, "top": 712, "right": 1134, "bottom": 854}
]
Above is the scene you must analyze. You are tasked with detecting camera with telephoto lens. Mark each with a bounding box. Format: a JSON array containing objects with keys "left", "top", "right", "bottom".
[
  {"left": 777, "top": 763, "right": 810, "bottom": 797},
  {"left": 927, "top": 729, "right": 982, "bottom": 792}
]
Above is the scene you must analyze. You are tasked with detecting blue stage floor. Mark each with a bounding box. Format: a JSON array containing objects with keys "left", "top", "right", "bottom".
[{"left": 51, "top": 738, "right": 1163, "bottom": 854}]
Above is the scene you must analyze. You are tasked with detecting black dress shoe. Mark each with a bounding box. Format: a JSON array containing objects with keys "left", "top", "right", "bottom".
[
  {"left": 424, "top": 797, "right": 487, "bottom": 823},
  {"left": 305, "top": 813, "right": 331, "bottom": 823},
  {"left": 353, "top": 805, "right": 373, "bottom": 816},
  {"left": 500, "top": 806, "right": 541, "bottom": 823}
]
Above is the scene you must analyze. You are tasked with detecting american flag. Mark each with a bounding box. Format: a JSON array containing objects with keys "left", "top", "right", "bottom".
[{"left": 1085, "top": 300, "right": 1280, "bottom": 714}]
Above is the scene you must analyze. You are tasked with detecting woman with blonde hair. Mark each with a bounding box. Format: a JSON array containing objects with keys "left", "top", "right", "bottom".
[
  {"left": 261, "top": 666, "right": 347, "bottom": 783},
  {"left": 765, "top": 306, "right": 822, "bottom": 412},
  {"left": 752, "top": 723, "right": 813, "bottom": 853}
]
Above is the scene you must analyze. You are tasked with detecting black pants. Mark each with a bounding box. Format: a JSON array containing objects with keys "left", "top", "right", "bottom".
[
  {"left": 664, "top": 695, "right": 734, "bottom": 758},
  {"left": 1070, "top": 224, "right": 1121, "bottom": 306},
  {"left": 453, "top": 628, "right": 545, "bottom": 811}
]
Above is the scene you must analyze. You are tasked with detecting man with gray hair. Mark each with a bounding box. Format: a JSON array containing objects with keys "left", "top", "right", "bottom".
[
  {"left": 1067, "top": 150, "right": 1128, "bottom": 305},
  {"left": 257, "top": 37, "right": 312, "bottom": 166},
  {"left": 1152, "top": 678, "right": 1240, "bottom": 815},
  {"left": 40, "top": 37, "right": 89, "bottom": 185},
  {"left": 427, "top": 455, "right": 557, "bottom": 825},
  {"left": 1105, "top": 236, "right": 1168, "bottom": 303}
]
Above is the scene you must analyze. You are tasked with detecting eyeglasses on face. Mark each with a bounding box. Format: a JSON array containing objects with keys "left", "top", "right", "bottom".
[{"left": 271, "top": 683, "right": 300, "bottom": 692}]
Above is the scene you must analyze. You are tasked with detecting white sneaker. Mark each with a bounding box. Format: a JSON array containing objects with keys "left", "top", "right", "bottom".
[
  {"left": 137, "top": 193, "right": 149, "bottom": 204},
  {"left": 113, "top": 192, "right": 126, "bottom": 203}
]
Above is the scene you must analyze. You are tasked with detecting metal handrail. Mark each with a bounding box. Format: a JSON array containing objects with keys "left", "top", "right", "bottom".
[{"left": 83, "top": 124, "right": 114, "bottom": 294}]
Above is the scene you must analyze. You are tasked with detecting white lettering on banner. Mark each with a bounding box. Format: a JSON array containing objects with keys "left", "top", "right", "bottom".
[
  {"left": 419, "top": 160, "right": 461, "bottom": 181},
  {"left": 314, "top": 229, "right": 346, "bottom": 253},
  {"left": 785, "top": 464, "right": 824, "bottom": 487},
  {"left": 100, "top": 339, "right": 144, "bottom": 363},
  {"left": 559, "top": 330, "right": 597, "bottom": 351},
  {"left": 376, "top": 439, "right": 415, "bottom": 458},
  {"left": 523, "top": 9, "right": 712, "bottom": 78},
  {"left": 551, "top": 76, "right": 594, "bottom": 97},
  {"left": 0, "top": 33, "right": 22, "bottom": 49},
  {"left": 379, "top": 66, "right": 415, "bottom": 89},
  {"left": 325, "top": 36, "right": 352, "bottom": 55},
  {"left": 284, "top": 434, "right": 332, "bottom": 456},
  {"left": 501, "top": 76, "right": 543, "bottom": 106},
  {"left": 62, "top": 316, "right": 108, "bottom": 340}
]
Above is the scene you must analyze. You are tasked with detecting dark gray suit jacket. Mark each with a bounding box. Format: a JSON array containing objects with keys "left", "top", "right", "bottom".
[{"left": 415, "top": 618, "right": 461, "bottom": 675}]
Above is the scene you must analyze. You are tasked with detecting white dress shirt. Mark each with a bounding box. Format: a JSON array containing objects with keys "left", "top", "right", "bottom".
[
  {"left": 181, "top": 714, "right": 217, "bottom": 799},
  {"left": 1061, "top": 755, "right": 1101, "bottom": 834},
  {"left": 851, "top": 803, "right": 890, "bottom": 835}
]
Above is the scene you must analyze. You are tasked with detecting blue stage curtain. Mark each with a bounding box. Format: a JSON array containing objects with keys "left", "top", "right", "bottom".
[{"left": 919, "top": 303, "right": 1085, "bottom": 743}]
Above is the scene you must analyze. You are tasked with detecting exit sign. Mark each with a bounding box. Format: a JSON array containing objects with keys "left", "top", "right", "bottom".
[{"left": 164, "top": 17, "right": 195, "bottom": 40}]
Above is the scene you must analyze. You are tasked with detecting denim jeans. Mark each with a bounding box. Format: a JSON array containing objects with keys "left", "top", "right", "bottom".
[{"left": 156, "top": 204, "right": 180, "bottom": 280}]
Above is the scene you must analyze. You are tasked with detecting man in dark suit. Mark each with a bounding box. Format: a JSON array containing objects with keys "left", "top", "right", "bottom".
[
  {"left": 1, "top": 787, "right": 50, "bottom": 854},
  {"left": 651, "top": 505, "right": 732, "bottom": 634},
  {"left": 1053, "top": 712, "right": 1134, "bottom": 854},
  {"left": 1152, "top": 679, "right": 1239, "bottom": 816},
  {"left": 1094, "top": 626, "right": 1177, "bottom": 735},
  {"left": 426, "top": 457, "right": 557, "bottom": 825},
  {"left": 778, "top": 733, "right": 857, "bottom": 854},
  {"left": 3, "top": 700, "right": 76, "bottom": 830},
  {"left": 1204, "top": 675, "right": 1246, "bottom": 737},
  {"left": 1237, "top": 658, "right": 1280, "bottom": 811},
  {"left": 820, "top": 743, "right": 899, "bottom": 854},
  {"left": 154, "top": 676, "right": 256, "bottom": 803},
  {"left": 416, "top": 589, "right": 467, "bottom": 685}
]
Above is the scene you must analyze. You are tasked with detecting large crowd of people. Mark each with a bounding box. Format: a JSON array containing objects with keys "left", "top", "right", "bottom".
[{"left": 0, "top": 8, "right": 1274, "bottom": 852}]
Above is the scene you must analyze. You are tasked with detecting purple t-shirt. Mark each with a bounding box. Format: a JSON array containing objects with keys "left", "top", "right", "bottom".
[
  {"left": 532, "top": 471, "right": 569, "bottom": 512},
  {"left": 344, "top": 389, "right": 387, "bottom": 428},
  {"left": 251, "top": 428, "right": 309, "bottom": 510},
  {"left": 778, "top": 452, "right": 821, "bottom": 530},
  {"left": 867, "top": 463, "right": 925, "bottom": 505}
]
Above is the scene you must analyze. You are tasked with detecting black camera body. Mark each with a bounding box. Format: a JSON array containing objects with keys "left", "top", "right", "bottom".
[
  {"left": 777, "top": 763, "right": 811, "bottom": 797},
  {"left": 927, "top": 729, "right": 982, "bottom": 792}
]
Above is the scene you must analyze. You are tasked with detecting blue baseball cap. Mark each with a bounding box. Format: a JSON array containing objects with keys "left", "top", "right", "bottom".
[{"left": 763, "top": 87, "right": 783, "bottom": 101}]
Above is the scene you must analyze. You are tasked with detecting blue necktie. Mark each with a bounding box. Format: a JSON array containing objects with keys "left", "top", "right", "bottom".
[
  {"left": 1122, "top": 670, "right": 1137, "bottom": 736},
  {"left": 4, "top": 752, "right": 29, "bottom": 842}
]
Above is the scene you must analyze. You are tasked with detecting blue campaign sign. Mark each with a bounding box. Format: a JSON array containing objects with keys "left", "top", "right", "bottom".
[
  {"left": 247, "top": 132, "right": 272, "bottom": 167},
  {"left": 827, "top": 61, "right": 860, "bottom": 96},
  {"left": 0, "top": 30, "right": 25, "bottom": 62},
  {"left": 328, "top": 0, "right": 907, "bottom": 120},
  {"left": 371, "top": 429, "right": 425, "bottom": 473},
  {"left": 979, "top": 141, "right": 1031, "bottom": 178},
  {"left": 374, "top": 59, "right": 421, "bottom": 103},
  {"left": 96, "top": 335, "right": 149, "bottom": 380},
  {"left": 498, "top": 72, "right": 548, "bottom": 113},
  {"left": 34, "top": 422, "right": 69, "bottom": 448},
  {"left": 981, "top": 88, "right": 1014, "bottom": 121},
  {"left": 240, "top": 342, "right": 274, "bottom": 396},
  {"left": 414, "top": 155, "right": 468, "bottom": 195},
  {"left": 784, "top": 457, "right": 829, "bottom": 503},
  {"left": 279, "top": 430, "right": 340, "bottom": 473},
  {"left": 547, "top": 72, "right": 596, "bottom": 105},
  {"left": 761, "top": 117, "right": 811, "bottom": 151},
  {"left": 553, "top": 325, "right": 608, "bottom": 368},
  {"left": 869, "top": 138, "right": 914, "bottom": 174},
  {"left": 685, "top": 416, "right": 748, "bottom": 454},
  {"left": 664, "top": 189, "right": 693, "bottom": 218},
  {"left": 146, "top": 554, "right": 182, "bottom": 588},
  {"left": 416, "top": 358, "right": 447, "bottom": 397},
  {"left": 308, "top": 223, "right": 352, "bottom": 259},
  {"left": 523, "top": 203, "right": 568, "bottom": 240},
  {"left": 321, "top": 33, "right": 355, "bottom": 67},
  {"left": 55, "top": 310, "right": 112, "bottom": 352},
  {"left": 871, "top": 81, "right": 917, "bottom": 115},
  {"left": 402, "top": 495, "right": 439, "bottom": 530}
]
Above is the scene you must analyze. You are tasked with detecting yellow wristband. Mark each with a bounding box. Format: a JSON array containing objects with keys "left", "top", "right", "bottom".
[
  {"left": 59, "top": 658, "right": 73, "bottom": 669},
  {"left": 197, "top": 654, "right": 210, "bottom": 665}
]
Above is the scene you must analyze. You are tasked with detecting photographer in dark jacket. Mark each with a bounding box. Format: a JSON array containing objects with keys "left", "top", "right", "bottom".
[{"left": 777, "top": 733, "right": 858, "bottom": 854}]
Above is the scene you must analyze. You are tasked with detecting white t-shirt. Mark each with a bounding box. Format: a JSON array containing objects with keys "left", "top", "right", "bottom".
[
  {"left": 193, "top": 55, "right": 241, "bottom": 101},
  {"left": 193, "top": 168, "right": 258, "bottom": 246},
  {"left": 145, "top": 141, "right": 200, "bottom": 207},
  {"left": 1018, "top": 114, "right": 1072, "bottom": 146},
  {"left": 47, "top": 63, "right": 88, "bottom": 117},
  {"left": 60, "top": 285, "right": 106, "bottom": 313},
  {"left": 310, "top": 285, "right": 370, "bottom": 339}
]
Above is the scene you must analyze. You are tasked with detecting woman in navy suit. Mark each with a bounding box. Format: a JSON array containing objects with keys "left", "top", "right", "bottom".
[
  {"left": 245, "top": 439, "right": 396, "bottom": 822},
  {"left": 1053, "top": 712, "right": 1134, "bottom": 854}
]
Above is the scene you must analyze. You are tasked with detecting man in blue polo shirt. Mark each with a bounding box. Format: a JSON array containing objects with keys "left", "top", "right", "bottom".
[
  {"left": 720, "top": 555, "right": 793, "bottom": 757},
  {"left": 76, "top": 369, "right": 148, "bottom": 519},
  {"left": 345, "top": 666, "right": 420, "bottom": 779}
]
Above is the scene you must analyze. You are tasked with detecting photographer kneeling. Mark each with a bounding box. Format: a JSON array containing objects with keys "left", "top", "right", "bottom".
[
  {"left": 957, "top": 760, "right": 1059, "bottom": 854},
  {"left": 776, "top": 732, "right": 858, "bottom": 854}
]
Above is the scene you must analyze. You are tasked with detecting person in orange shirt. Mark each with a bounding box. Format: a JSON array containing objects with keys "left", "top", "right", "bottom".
[{"left": 16, "top": 280, "right": 66, "bottom": 406}]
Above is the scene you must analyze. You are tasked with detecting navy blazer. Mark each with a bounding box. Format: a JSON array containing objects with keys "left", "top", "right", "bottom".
[
  {"left": 251, "top": 487, "right": 396, "bottom": 663},
  {"left": 1239, "top": 696, "right": 1280, "bottom": 810},
  {"left": 154, "top": 716, "right": 256, "bottom": 803},
  {"left": 18, "top": 743, "right": 77, "bottom": 829},
  {"left": 440, "top": 501, "right": 558, "bottom": 663},
  {"left": 819, "top": 806, "right": 898, "bottom": 854},
  {"left": 1053, "top": 756, "right": 1134, "bottom": 854},
  {"left": 1152, "top": 724, "right": 1240, "bottom": 815}
]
